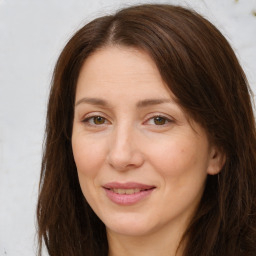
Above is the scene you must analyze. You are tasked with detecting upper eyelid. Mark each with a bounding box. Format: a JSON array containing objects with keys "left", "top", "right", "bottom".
[
  {"left": 144, "top": 116, "right": 172, "bottom": 125},
  {"left": 144, "top": 113, "right": 174, "bottom": 121},
  {"left": 81, "top": 112, "right": 111, "bottom": 121},
  {"left": 83, "top": 116, "right": 107, "bottom": 121}
]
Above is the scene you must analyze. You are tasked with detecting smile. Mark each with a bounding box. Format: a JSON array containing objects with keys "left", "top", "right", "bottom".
[{"left": 103, "top": 182, "right": 156, "bottom": 205}]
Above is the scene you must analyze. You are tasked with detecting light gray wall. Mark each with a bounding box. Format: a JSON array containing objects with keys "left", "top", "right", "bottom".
[{"left": 0, "top": 0, "right": 255, "bottom": 255}]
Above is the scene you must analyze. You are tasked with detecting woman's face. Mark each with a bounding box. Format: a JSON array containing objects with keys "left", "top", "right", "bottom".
[{"left": 72, "top": 46, "right": 222, "bottom": 238}]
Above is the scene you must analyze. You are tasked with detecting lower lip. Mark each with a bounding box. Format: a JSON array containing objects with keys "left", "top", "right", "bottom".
[{"left": 104, "top": 188, "right": 154, "bottom": 205}]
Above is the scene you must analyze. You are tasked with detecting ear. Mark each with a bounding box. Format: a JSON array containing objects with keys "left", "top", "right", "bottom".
[{"left": 207, "top": 146, "right": 226, "bottom": 175}]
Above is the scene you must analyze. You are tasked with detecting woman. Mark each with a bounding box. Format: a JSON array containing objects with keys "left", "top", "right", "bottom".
[{"left": 37, "top": 4, "right": 256, "bottom": 256}]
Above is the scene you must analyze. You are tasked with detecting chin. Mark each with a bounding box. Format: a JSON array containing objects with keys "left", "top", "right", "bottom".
[
  {"left": 107, "top": 224, "right": 153, "bottom": 237},
  {"left": 104, "top": 213, "right": 157, "bottom": 237}
]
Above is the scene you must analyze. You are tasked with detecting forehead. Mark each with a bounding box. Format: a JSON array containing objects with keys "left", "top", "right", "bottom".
[{"left": 75, "top": 46, "right": 173, "bottom": 100}]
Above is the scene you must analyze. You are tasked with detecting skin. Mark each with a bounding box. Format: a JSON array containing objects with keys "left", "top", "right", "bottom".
[{"left": 72, "top": 46, "right": 224, "bottom": 256}]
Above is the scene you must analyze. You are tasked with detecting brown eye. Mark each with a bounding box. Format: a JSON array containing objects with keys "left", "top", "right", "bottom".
[
  {"left": 93, "top": 116, "right": 106, "bottom": 125},
  {"left": 82, "top": 115, "right": 108, "bottom": 126},
  {"left": 153, "top": 116, "right": 167, "bottom": 125}
]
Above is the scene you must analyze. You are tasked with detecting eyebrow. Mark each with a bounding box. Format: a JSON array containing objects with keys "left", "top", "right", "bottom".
[
  {"left": 75, "top": 97, "right": 174, "bottom": 108},
  {"left": 136, "top": 98, "right": 173, "bottom": 108},
  {"left": 75, "top": 97, "right": 108, "bottom": 107}
]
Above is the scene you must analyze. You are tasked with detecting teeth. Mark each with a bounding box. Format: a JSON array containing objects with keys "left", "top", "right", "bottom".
[{"left": 112, "top": 188, "right": 141, "bottom": 194}]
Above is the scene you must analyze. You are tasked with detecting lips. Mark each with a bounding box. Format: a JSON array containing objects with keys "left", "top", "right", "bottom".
[{"left": 103, "top": 182, "right": 156, "bottom": 205}]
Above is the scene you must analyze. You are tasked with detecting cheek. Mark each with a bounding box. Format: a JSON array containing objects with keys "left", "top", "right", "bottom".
[
  {"left": 149, "top": 138, "right": 209, "bottom": 213},
  {"left": 72, "top": 136, "right": 107, "bottom": 209},
  {"left": 72, "top": 135, "right": 107, "bottom": 179},
  {"left": 147, "top": 141, "right": 190, "bottom": 170},
  {"left": 145, "top": 135, "right": 210, "bottom": 179}
]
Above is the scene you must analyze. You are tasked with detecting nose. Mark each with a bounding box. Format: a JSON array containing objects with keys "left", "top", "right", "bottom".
[{"left": 107, "top": 125, "right": 144, "bottom": 171}]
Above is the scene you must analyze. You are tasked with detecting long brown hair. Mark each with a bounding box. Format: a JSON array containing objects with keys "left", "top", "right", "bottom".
[{"left": 37, "top": 4, "right": 256, "bottom": 256}]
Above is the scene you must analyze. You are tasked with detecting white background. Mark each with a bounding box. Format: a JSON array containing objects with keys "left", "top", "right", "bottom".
[{"left": 0, "top": 0, "right": 255, "bottom": 255}]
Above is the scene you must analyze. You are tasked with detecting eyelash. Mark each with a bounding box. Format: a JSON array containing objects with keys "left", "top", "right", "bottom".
[
  {"left": 145, "top": 115, "right": 173, "bottom": 126},
  {"left": 82, "top": 115, "right": 110, "bottom": 126},
  {"left": 81, "top": 114, "right": 173, "bottom": 127}
]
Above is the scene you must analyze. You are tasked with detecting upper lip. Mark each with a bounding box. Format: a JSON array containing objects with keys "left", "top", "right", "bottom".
[{"left": 103, "top": 182, "right": 156, "bottom": 190}]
